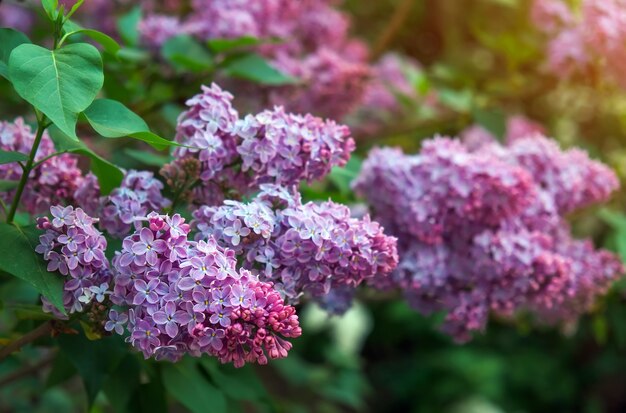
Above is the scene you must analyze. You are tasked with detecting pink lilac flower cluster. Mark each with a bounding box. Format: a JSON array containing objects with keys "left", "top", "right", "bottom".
[
  {"left": 137, "top": 0, "right": 370, "bottom": 118},
  {"left": 191, "top": 185, "right": 398, "bottom": 312},
  {"left": 354, "top": 135, "right": 623, "bottom": 342},
  {"left": 0, "top": 118, "right": 86, "bottom": 215},
  {"left": 461, "top": 115, "right": 546, "bottom": 149},
  {"left": 107, "top": 212, "right": 302, "bottom": 366},
  {"left": 35, "top": 206, "right": 110, "bottom": 318},
  {"left": 75, "top": 170, "right": 170, "bottom": 238},
  {"left": 531, "top": 0, "right": 626, "bottom": 85},
  {"left": 167, "top": 83, "right": 355, "bottom": 206}
]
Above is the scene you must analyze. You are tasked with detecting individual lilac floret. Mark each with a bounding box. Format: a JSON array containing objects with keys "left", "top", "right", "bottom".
[
  {"left": 35, "top": 206, "right": 110, "bottom": 318},
  {"left": 108, "top": 212, "right": 301, "bottom": 366},
  {"left": 353, "top": 138, "right": 535, "bottom": 245},
  {"left": 166, "top": 83, "right": 355, "bottom": 206},
  {"left": 75, "top": 170, "right": 171, "bottom": 238},
  {"left": 356, "top": 134, "right": 623, "bottom": 341},
  {"left": 192, "top": 185, "right": 398, "bottom": 310},
  {"left": 0, "top": 118, "right": 86, "bottom": 215}
]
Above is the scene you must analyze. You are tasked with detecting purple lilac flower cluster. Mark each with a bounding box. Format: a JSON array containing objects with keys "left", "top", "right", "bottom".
[
  {"left": 75, "top": 170, "right": 170, "bottom": 238},
  {"left": 136, "top": 0, "right": 370, "bottom": 119},
  {"left": 0, "top": 118, "right": 86, "bottom": 215},
  {"left": 166, "top": 83, "right": 355, "bottom": 206},
  {"left": 192, "top": 185, "right": 398, "bottom": 311},
  {"left": 108, "top": 212, "right": 302, "bottom": 366},
  {"left": 354, "top": 135, "right": 623, "bottom": 342},
  {"left": 531, "top": 0, "right": 626, "bottom": 86},
  {"left": 35, "top": 206, "right": 110, "bottom": 318}
]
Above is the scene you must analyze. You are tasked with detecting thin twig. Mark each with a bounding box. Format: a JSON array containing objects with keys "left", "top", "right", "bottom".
[
  {"left": 372, "top": 0, "right": 415, "bottom": 61},
  {"left": 0, "top": 322, "right": 53, "bottom": 362},
  {"left": 0, "top": 351, "right": 56, "bottom": 388}
]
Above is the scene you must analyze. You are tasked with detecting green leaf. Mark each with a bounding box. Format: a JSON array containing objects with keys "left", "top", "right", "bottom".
[
  {"left": 329, "top": 156, "right": 362, "bottom": 197},
  {"left": 162, "top": 35, "right": 214, "bottom": 72},
  {"left": 118, "top": 7, "right": 142, "bottom": 47},
  {"left": 0, "top": 179, "right": 19, "bottom": 192},
  {"left": 0, "top": 28, "right": 31, "bottom": 79},
  {"left": 130, "top": 380, "right": 168, "bottom": 413},
  {"left": 473, "top": 107, "right": 506, "bottom": 140},
  {"left": 41, "top": 0, "right": 59, "bottom": 20},
  {"left": 103, "top": 355, "right": 141, "bottom": 413},
  {"left": 124, "top": 148, "right": 172, "bottom": 167},
  {"left": 0, "top": 150, "right": 28, "bottom": 164},
  {"left": 162, "top": 360, "right": 227, "bottom": 413},
  {"left": 83, "top": 99, "right": 179, "bottom": 150},
  {"left": 9, "top": 43, "right": 103, "bottom": 139},
  {"left": 64, "top": 0, "right": 85, "bottom": 20},
  {"left": 62, "top": 28, "right": 121, "bottom": 56},
  {"left": 207, "top": 36, "right": 261, "bottom": 53},
  {"left": 200, "top": 359, "right": 267, "bottom": 402},
  {"left": 47, "top": 352, "right": 77, "bottom": 388},
  {"left": 58, "top": 332, "right": 127, "bottom": 407},
  {"left": 48, "top": 126, "right": 123, "bottom": 194},
  {"left": 222, "top": 53, "right": 297, "bottom": 85},
  {"left": 0, "top": 223, "right": 65, "bottom": 314}
]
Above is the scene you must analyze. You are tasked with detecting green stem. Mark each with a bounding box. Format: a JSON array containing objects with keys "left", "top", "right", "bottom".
[{"left": 6, "top": 117, "right": 49, "bottom": 224}]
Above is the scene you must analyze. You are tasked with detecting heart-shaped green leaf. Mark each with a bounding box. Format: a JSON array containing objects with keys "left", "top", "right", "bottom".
[
  {"left": 0, "top": 28, "right": 31, "bottom": 79},
  {"left": 162, "top": 360, "right": 227, "bottom": 413},
  {"left": 222, "top": 53, "right": 297, "bottom": 85},
  {"left": 62, "top": 28, "right": 121, "bottom": 56},
  {"left": 0, "top": 150, "right": 28, "bottom": 164},
  {"left": 207, "top": 36, "right": 261, "bottom": 53},
  {"left": 162, "top": 35, "right": 213, "bottom": 72},
  {"left": 0, "top": 223, "right": 65, "bottom": 314},
  {"left": 83, "top": 99, "right": 179, "bottom": 151},
  {"left": 9, "top": 43, "right": 103, "bottom": 139},
  {"left": 48, "top": 126, "right": 123, "bottom": 195}
]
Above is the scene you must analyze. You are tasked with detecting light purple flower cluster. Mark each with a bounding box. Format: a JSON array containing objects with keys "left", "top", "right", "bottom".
[
  {"left": 108, "top": 212, "right": 302, "bottom": 366},
  {"left": 355, "top": 135, "right": 623, "bottom": 341},
  {"left": 35, "top": 206, "right": 110, "bottom": 318},
  {"left": 75, "top": 170, "right": 170, "bottom": 238},
  {"left": 532, "top": 0, "right": 626, "bottom": 85},
  {"left": 167, "top": 83, "right": 355, "bottom": 206},
  {"left": 192, "top": 185, "right": 398, "bottom": 312},
  {"left": 0, "top": 118, "right": 86, "bottom": 215}
]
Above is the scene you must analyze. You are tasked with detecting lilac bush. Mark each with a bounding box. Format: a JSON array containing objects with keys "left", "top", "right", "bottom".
[{"left": 355, "top": 134, "right": 623, "bottom": 342}]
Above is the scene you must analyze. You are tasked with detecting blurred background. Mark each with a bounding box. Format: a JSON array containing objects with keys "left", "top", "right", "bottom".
[{"left": 3, "top": 0, "right": 626, "bottom": 412}]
